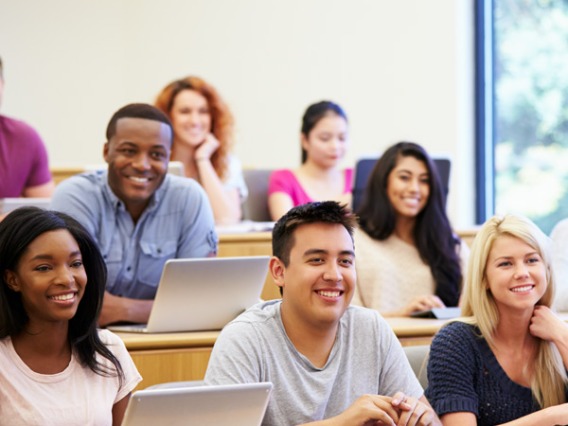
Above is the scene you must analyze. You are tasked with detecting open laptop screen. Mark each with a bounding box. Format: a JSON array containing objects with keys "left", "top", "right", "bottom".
[{"left": 122, "top": 382, "right": 273, "bottom": 426}]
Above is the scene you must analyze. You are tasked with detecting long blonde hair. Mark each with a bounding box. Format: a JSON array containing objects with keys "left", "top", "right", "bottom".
[{"left": 461, "top": 214, "right": 567, "bottom": 408}]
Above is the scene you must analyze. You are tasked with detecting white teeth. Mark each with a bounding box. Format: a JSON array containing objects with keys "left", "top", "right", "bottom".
[
  {"left": 129, "top": 176, "right": 149, "bottom": 183},
  {"left": 50, "top": 293, "right": 75, "bottom": 301},
  {"left": 511, "top": 285, "right": 533, "bottom": 293},
  {"left": 318, "top": 290, "right": 341, "bottom": 298}
]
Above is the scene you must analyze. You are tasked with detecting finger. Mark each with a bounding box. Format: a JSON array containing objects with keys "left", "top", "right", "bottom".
[
  {"left": 367, "top": 395, "right": 400, "bottom": 423},
  {"left": 430, "top": 296, "right": 445, "bottom": 308},
  {"left": 396, "top": 399, "right": 426, "bottom": 426},
  {"left": 391, "top": 392, "right": 406, "bottom": 406}
]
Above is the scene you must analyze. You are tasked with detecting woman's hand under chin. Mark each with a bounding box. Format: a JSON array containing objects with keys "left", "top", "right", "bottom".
[{"left": 195, "top": 133, "right": 221, "bottom": 161}]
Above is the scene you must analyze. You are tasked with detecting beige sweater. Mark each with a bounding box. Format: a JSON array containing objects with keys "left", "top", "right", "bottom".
[{"left": 352, "top": 227, "right": 469, "bottom": 313}]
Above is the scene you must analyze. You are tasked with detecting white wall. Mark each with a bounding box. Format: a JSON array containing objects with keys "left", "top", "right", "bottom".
[{"left": 0, "top": 0, "right": 475, "bottom": 227}]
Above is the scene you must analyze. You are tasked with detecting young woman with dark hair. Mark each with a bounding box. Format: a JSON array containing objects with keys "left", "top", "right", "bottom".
[
  {"left": 268, "top": 101, "right": 352, "bottom": 220},
  {"left": 0, "top": 207, "right": 141, "bottom": 425},
  {"left": 352, "top": 141, "right": 468, "bottom": 316}
]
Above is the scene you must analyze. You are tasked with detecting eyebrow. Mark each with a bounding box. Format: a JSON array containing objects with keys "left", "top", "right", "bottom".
[
  {"left": 303, "top": 248, "right": 355, "bottom": 257},
  {"left": 492, "top": 251, "right": 539, "bottom": 261},
  {"left": 31, "top": 250, "right": 82, "bottom": 261},
  {"left": 395, "top": 169, "right": 429, "bottom": 176}
]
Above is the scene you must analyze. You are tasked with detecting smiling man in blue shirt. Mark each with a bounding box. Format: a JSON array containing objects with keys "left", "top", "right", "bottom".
[{"left": 51, "top": 103, "right": 217, "bottom": 326}]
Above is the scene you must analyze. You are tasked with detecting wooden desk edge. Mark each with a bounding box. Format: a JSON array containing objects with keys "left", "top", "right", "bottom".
[
  {"left": 114, "top": 331, "right": 219, "bottom": 351},
  {"left": 218, "top": 232, "right": 273, "bottom": 243}
]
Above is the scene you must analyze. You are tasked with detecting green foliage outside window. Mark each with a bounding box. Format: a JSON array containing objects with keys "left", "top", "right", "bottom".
[{"left": 494, "top": 0, "right": 568, "bottom": 233}]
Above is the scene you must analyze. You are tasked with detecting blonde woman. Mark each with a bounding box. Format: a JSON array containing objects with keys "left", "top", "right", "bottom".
[{"left": 426, "top": 214, "right": 568, "bottom": 425}]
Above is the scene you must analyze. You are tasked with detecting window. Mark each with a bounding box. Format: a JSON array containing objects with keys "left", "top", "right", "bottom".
[{"left": 477, "top": 0, "right": 568, "bottom": 233}]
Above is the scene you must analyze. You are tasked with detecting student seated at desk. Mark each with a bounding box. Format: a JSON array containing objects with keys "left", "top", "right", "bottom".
[
  {"left": 268, "top": 101, "right": 352, "bottom": 221},
  {"left": 0, "top": 207, "right": 141, "bottom": 425},
  {"left": 205, "top": 201, "right": 441, "bottom": 426},
  {"left": 426, "top": 214, "right": 568, "bottom": 425},
  {"left": 0, "top": 56, "right": 55, "bottom": 199},
  {"left": 50, "top": 103, "right": 217, "bottom": 327},
  {"left": 155, "top": 76, "right": 248, "bottom": 225},
  {"left": 352, "top": 142, "right": 468, "bottom": 317}
]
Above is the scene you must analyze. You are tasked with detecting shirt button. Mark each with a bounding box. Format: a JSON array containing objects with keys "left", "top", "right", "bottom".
[{"left": 127, "top": 266, "right": 132, "bottom": 271}]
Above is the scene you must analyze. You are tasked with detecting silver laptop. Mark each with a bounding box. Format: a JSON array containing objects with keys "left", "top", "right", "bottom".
[
  {"left": 0, "top": 197, "right": 51, "bottom": 214},
  {"left": 122, "top": 382, "right": 272, "bottom": 426},
  {"left": 109, "top": 256, "right": 270, "bottom": 333}
]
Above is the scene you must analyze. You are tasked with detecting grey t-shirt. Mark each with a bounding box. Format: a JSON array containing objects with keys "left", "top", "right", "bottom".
[{"left": 205, "top": 300, "right": 423, "bottom": 426}]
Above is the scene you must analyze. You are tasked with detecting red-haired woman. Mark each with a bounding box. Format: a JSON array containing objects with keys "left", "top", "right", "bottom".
[{"left": 155, "top": 76, "right": 247, "bottom": 224}]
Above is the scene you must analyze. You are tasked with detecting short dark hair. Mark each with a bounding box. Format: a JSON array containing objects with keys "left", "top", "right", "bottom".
[
  {"left": 272, "top": 201, "right": 357, "bottom": 267},
  {"left": 0, "top": 207, "right": 123, "bottom": 382},
  {"left": 105, "top": 103, "right": 173, "bottom": 144},
  {"left": 300, "top": 101, "right": 348, "bottom": 163}
]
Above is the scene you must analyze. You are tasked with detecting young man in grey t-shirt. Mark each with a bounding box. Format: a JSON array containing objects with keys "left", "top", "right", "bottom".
[{"left": 205, "top": 201, "right": 440, "bottom": 426}]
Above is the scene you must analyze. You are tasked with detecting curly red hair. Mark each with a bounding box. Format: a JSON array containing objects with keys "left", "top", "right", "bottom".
[{"left": 155, "top": 76, "right": 234, "bottom": 180}]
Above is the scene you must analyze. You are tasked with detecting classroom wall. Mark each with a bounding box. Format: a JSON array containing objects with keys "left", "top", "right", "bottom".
[{"left": 0, "top": 0, "right": 475, "bottom": 227}]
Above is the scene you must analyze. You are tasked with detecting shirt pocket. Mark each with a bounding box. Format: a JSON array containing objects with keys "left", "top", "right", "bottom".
[
  {"left": 102, "top": 243, "right": 125, "bottom": 294},
  {"left": 137, "top": 239, "right": 178, "bottom": 289}
]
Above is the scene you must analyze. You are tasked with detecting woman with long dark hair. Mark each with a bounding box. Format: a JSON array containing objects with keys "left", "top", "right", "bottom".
[
  {"left": 352, "top": 141, "right": 467, "bottom": 316},
  {"left": 0, "top": 207, "right": 141, "bottom": 425}
]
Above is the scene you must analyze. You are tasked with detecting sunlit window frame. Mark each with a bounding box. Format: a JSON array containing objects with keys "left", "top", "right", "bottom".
[{"left": 475, "top": 0, "right": 495, "bottom": 224}]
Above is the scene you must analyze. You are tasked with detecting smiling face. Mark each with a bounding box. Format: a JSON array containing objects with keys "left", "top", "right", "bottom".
[
  {"left": 104, "top": 117, "right": 171, "bottom": 220},
  {"left": 5, "top": 229, "right": 87, "bottom": 326},
  {"left": 485, "top": 234, "right": 548, "bottom": 314},
  {"left": 302, "top": 113, "right": 348, "bottom": 169},
  {"left": 170, "top": 89, "right": 212, "bottom": 148},
  {"left": 273, "top": 222, "right": 355, "bottom": 331},
  {"left": 386, "top": 155, "right": 430, "bottom": 221}
]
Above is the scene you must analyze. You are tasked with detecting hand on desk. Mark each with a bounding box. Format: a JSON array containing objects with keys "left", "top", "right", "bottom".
[
  {"left": 98, "top": 291, "right": 153, "bottom": 327},
  {"left": 384, "top": 295, "right": 445, "bottom": 317}
]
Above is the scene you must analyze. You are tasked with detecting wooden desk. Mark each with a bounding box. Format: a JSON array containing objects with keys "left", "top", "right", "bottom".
[
  {"left": 116, "top": 331, "right": 219, "bottom": 391},
  {"left": 116, "top": 316, "right": 451, "bottom": 390},
  {"left": 387, "top": 317, "right": 451, "bottom": 346},
  {"left": 51, "top": 166, "right": 84, "bottom": 185}
]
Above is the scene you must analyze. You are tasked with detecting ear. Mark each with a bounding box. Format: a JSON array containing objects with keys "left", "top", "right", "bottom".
[
  {"left": 4, "top": 270, "right": 21, "bottom": 292},
  {"left": 300, "top": 133, "right": 309, "bottom": 151},
  {"left": 103, "top": 142, "right": 110, "bottom": 163},
  {"left": 269, "top": 256, "right": 286, "bottom": 291}
]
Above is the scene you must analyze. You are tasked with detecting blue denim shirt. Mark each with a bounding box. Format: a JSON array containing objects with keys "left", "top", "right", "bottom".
[{"left": 51, "top": 171, "right": 217, "bottom": 299}]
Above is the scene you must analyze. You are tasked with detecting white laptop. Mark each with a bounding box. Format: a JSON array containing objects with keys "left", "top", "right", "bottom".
[
  {"left": 122, "top": 382, "right": 272, "bottom": 426},
  {"left": 108, "top": 256, "right": 270, "bottom": 333},
  {"left": 0, "top": 197, "right": 51, "bottom": 214}
]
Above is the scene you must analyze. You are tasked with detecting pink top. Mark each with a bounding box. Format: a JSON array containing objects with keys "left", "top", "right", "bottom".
[{"left": 268, "top": 168, "right": 353, "bottom": 207}]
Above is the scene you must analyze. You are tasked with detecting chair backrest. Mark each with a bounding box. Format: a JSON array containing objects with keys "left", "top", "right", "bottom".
[
  {"left": 403, "top": 344, "right": 430, "bottom": 389},
  {"left": 242, "top": 169, "right": 272, "bottom": 222},
  {"left": 352, "top": 157, "right": 451, "bottom": 213}
]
